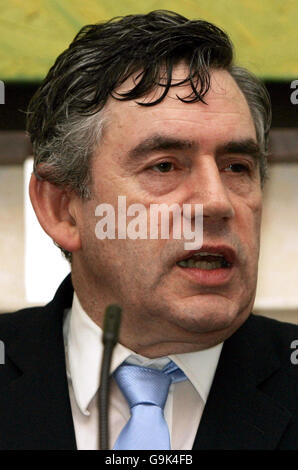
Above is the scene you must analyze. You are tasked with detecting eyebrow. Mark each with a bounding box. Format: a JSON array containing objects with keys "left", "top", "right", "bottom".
[
  {"left": 126, "top": 134, "right": 262, "bottom": 165},
  {"left": 215, "top": 139, "right": 263, "bottom": 162},
  {"left": 127, "top": 135, "right": 198, "bottom": 162}
]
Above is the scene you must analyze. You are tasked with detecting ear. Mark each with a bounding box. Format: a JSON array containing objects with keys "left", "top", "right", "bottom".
[{"left": 29, "top": 174, "right": 82, "bottom": 253}]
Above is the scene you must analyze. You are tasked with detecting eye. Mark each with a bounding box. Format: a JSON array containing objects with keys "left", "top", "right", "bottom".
[
  {"left": 224, "top": 163, "right": 250, "bottom": 173},
  {"left": 151, "top": 161, "right": 174, "bottom": 173}
]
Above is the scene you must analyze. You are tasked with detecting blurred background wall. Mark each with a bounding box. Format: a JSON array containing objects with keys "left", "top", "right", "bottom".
[{"left": 0, "top": 0, "right": 297, "bottom": 323}]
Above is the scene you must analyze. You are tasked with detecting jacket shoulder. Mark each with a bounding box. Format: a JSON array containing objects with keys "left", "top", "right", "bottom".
[
  {"left": 0, "top": 305, "right": 47, "bottom": 322},
  {"left": 0, "top": 274, "right": 73, "bottom": 331},
  {"left": 0, "top": 305, "right": 52, "bottom": 338},
  {"left": 246, "top": 314, "right": 298, "bottom": 363},
  {"left": 249, "top": 313, "right": 298, "bottom": 345}
]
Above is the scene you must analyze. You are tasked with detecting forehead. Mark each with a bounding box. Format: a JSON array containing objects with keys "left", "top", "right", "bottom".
[{"left": 102, "top": 67, "right": 256, "bottom": 146}]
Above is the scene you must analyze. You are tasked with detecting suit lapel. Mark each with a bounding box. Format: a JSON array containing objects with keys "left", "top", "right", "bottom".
[
  {"left": 192, "top": 315, "right": 291, "bottom": 449},
  {"left": 0, "top": 275, "right": 77, "bottom": 449}
]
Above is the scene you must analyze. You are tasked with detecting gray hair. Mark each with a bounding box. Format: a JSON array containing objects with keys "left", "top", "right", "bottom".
[
  {"left": 230, "top": 65, "right": 271, "bottom": 186},
  {"left": 32, "top": 111, "right": 106, "bottom": 199}
]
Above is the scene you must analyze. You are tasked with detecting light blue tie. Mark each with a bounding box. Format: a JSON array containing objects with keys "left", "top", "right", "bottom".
[{"left": 113, "top": 360, "right": 186, "bottom": 450}]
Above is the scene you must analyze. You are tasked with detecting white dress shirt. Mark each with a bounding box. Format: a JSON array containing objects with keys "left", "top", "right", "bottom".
[{"left": 63, "top": 292, "right": 223, "bottom": 450}]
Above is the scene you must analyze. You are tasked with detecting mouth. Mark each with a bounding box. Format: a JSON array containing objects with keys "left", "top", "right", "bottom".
[
  {"left": 175, "top": 245, "right": 236, "bottom": 285},
  {"left": 177, "top": 245, "right": 235, "bottom": 268}
]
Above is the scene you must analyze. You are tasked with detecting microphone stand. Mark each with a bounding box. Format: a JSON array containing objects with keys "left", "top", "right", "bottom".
[{"left": 99, "top": 304, "right": 122, "bottom": 450}]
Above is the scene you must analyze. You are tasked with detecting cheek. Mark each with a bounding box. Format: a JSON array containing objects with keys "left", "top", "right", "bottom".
[
  {"left": 239, "top": 198, "right": 262, "bottom": 266},
  {"left": 249, "top": 194, "right": 262, "bottom": 241},
  {"left": 137, "top": 172, "right": 182, "bottom": 197}
]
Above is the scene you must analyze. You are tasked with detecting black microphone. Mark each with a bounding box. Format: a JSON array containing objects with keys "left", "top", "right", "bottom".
[{"left": 99, "top": 304, "right": 122, "bottom": 450}]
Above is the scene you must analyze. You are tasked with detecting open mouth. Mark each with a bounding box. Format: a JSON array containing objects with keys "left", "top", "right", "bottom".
[
  {"left": 176, "top": 247, "right": 235, "bottom": 271},
  {"left": 177, "top": 252, "right": 231, "bottom": 270},
  {"left": 175, "top": 246, "right": 235, "bottom": 285}
]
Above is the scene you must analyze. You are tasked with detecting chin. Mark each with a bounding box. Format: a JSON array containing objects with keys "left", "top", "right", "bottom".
[{"left": 170, "top": 296, "right": 250, "bottom": 335}]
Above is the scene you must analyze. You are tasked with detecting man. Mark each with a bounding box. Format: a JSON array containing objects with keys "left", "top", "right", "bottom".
[{"left": 0, "top": 10, "right": 297, "bottom": 450}]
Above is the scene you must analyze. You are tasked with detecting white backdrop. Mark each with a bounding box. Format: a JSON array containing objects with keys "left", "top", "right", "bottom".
[{"left": 24, "top": 158, "right": 70, "bottom": 304}]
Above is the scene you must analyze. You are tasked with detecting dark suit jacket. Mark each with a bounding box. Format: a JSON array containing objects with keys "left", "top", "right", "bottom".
[{"left": 0, "top": 274, "right": 297, "bottom": 449}]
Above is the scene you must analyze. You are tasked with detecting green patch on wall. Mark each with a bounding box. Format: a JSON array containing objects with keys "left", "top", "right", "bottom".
[{"left": 0, "top": 0, "right": 297, "bottom": 81}]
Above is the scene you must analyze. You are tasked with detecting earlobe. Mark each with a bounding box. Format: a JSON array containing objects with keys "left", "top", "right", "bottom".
[{"left": 29, "top": 173, "right": 82, "bottom": 253}]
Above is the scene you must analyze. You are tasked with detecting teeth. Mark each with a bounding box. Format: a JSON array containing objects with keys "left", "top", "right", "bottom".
[
  {"left": 177, "top": 259, "right": 223, "bottom": 269},
  {"left": 195, "top": 261, "right": 222, "bottom": 269},
  {"left": 178, "top": 260, "right": 190, "bottom": 267},
  {"left": 193, "top": 251, "right": 224, "bottom": 257}
]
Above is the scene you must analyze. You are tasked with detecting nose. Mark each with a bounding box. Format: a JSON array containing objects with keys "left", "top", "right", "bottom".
[{"left": 184, "top": 156, "right": 235, "bottom": 220}]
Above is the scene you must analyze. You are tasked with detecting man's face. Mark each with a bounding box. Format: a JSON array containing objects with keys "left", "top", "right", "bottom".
[{"left": 72, "top": 67, "right": 263, "bottom": 355}]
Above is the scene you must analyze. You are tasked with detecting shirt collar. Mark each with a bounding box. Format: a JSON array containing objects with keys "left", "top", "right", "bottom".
[{"left": 64, "top": 292, "right": 223, "bottom": 416}]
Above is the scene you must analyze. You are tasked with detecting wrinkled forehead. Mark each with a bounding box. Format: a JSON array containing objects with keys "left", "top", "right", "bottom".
[
  {"left": 106, "top": 65, "right": 252, "bottom": 118},
  {"left": 106, "top": 63, "right": 249, "bottom": 110}
]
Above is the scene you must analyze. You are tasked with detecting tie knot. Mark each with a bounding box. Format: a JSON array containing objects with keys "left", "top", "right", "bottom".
[{"left": 113, "top": 360, "right": 186, "bottom": 410}]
